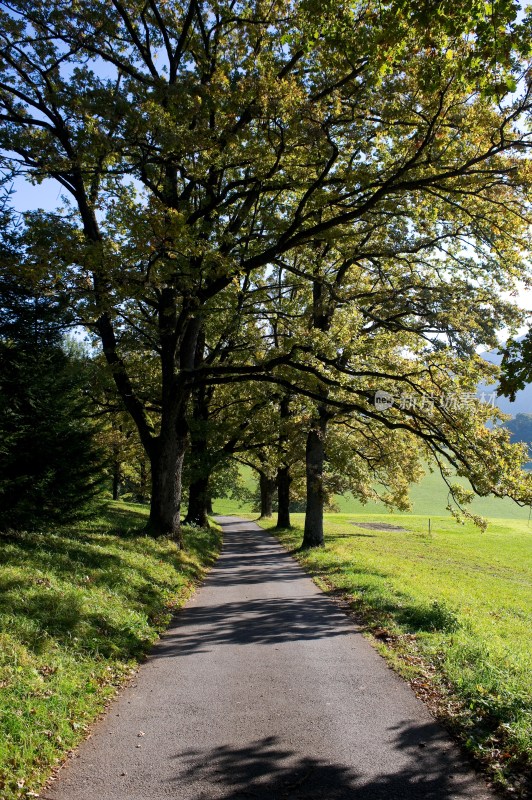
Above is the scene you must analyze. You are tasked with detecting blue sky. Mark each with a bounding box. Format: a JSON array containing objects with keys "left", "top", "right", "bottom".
[{"left": 11, "top": 176, "right": 66, "bottom": 213}]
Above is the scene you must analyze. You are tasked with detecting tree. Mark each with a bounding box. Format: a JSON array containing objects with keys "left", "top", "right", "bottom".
[
  {"left": 1, "top": 1, "right": 532, "bottom": 542},
  {"left": 183, "top": 378, "right": 278, "bottom": 524},
  {"left": 500, "top": 335, "right": 532, "bottom": 401},
  {"left": 230, "top": 396, "right": 300, "bottom": 523},
  {"left": 0, "top": 210, "right": 105, "bottom": 528},
  {"left": 226, "top": 240, "right": 532, "bottom": 545},
  {"left": 96, "top": 411, "right": 150, "bottom": 502},
  {"left": 0, "top": 342, "right": 106, "bottom": 530}
]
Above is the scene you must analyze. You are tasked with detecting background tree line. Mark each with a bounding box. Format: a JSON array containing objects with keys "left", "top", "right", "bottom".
[{"left": 1, "top": 1, "right": 532, "bottom": 545}]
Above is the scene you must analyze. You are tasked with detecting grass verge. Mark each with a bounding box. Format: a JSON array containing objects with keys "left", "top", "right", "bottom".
[
  {"left": 256, "top": 513, "right": 531, "bottom": 797},
  {"left": 0, "top": 501, "right": 221, "bottom": 800}
]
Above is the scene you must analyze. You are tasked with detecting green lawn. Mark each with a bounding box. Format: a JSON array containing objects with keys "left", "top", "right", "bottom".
[
  {"left": 214, "top": 462, "right": 532, "bottom": 520},
  {"left": 334, "top": 467, "right": 532, "bottom": 519},
  {"left": 254, "top": 512, "right": 531, "bottom": 795},
  {"left": 0, "top": 502, "right": 220, "bottom": 800}
]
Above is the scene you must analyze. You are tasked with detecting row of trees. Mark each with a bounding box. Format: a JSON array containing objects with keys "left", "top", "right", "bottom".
[{"left": 2, "top": 1, "right": 532, "bottom": 545}]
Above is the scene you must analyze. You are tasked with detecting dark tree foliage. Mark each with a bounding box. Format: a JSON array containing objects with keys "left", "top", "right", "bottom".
[
  {"left": 0, "top": 256, "right": 106, "bottom": 530},
  {"left": 500, "top": 335, "right": 532, "bottom": 401}
]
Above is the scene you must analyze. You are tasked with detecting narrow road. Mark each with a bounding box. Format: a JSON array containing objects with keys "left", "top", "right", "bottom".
[{"left": 45, "top": 517, "right": 493, "bottom": 800}]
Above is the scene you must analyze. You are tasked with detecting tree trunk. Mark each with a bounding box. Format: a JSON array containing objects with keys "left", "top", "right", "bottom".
[
  {"left": 302, "top": 411, "right": 327, "bottom": 548},
  {"left": 185, "top": 474, "right": 210, "bottom": 527},
  {"left": 276, "top": 394, "right": 292, "bottom": 528},
  {"left": 259, "top": 472, "right": 276, "bottom": 518},
  {"left": 146, "top": 314, "right": 201, "bottom": 545},
  {"left": 112, "top": 458, "right": 121, "bottom": 501},
  {"left": 184, "top": 343, "right": 212, "bottom": 527},
  {"left": 138, "top": 457, "right": 148, "bottom": 503},
  {"left": 302, "top": 270, "right": 333, "bottom": 548},
  {"left": 147, "top": 418, "right": 188, "bottom": 547},
  {"left": 276, "top": 465, "right": 292, "bottom": 528}
]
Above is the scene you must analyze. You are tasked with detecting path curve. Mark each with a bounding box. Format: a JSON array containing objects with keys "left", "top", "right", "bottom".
[{"left": 44, "top": 517, "right": 494, "bottom": 800}]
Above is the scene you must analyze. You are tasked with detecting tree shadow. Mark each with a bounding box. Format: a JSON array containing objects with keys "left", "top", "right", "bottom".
[
  {"left": 396, "top": 601, "right": 461, "bottom": 633},
  {"left": 320, "top": 583, "right": 462, "bottom": 635},
  {"left": 201, "top": 520, "right": 461, "bottom": 650},
  {"left": 0, "top": 510, "right": 219, "bottom": 659},
  {"left": 207, "top": 548, "right": 312, "bottom": 587},
  {"left": 211, "top": 521, "right": 386, "bottom": 588},
  {"left": 0, "top": 574, "right": 27, "bottom": 593},
  {"left": 267, "top": 534, "right": 462, "bottom": 636},
  {"left": 152, "top": 592, "right": 353, "bottom": 657},
  {"left": 168, "top": 721, "right": 490, "bottom": 799},
  {"left": 0, "top": 511, "right": 204, "bottom": 589},
  {"left": 84, "top": 502, "right": 151, "bottom": 540},
  {"left": 0, "top": 584, "right": 154, "bottom": 657}
]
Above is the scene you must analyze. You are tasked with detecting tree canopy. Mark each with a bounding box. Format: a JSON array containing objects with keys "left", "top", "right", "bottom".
[{"left": 1, "top": 0, "right": 532, "bottom": 541}]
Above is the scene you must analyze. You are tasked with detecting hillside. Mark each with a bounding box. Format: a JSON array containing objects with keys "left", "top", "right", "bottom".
[{"left": 481, "top": 344, "right": 532, "bottom": 416}]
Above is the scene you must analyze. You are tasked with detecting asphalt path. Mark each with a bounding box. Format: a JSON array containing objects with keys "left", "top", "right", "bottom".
[{"left": 44, "top": 516, "right": 494, "bottom": 800}]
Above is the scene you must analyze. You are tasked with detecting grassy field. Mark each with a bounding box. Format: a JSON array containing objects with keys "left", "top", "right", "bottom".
[
  {"left": 253, "top": 512, "right": 531, "bottom": 795},
  {"left": 0, "top": 502, "right": 220, "bottom": 800},
  {"left": 334, "top": 468, "right": 532, "bottom": 519},
  {"left": 214, "top": 462, "right": 532, "bottom": 520}
]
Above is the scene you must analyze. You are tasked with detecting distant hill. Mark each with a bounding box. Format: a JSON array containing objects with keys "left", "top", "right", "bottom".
[{"left": 480, "top": 344, "right": 532, "bottom": 417}]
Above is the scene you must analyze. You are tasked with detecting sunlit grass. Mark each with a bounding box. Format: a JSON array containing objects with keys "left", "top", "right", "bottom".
[
  {"left": 257, "top": 512, "right": 532, "bottom": 794},
  {"left": 215, "top": 461, "right": 532, "bottom": 519},
  {"left": 0, "top": 501, "right": 220, "bottom": 800}
]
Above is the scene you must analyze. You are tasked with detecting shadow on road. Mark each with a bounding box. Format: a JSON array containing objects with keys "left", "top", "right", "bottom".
[
  {"left": 168, "top": 719, "right": 485, "bottom": 799},
  {"left": 152, "top": 593, "right": 352, "bottom": 655}
]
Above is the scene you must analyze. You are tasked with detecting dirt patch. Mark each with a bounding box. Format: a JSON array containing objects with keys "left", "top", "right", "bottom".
[{"left": 351, "top": 521, "right": 409, "bottom": 532}]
